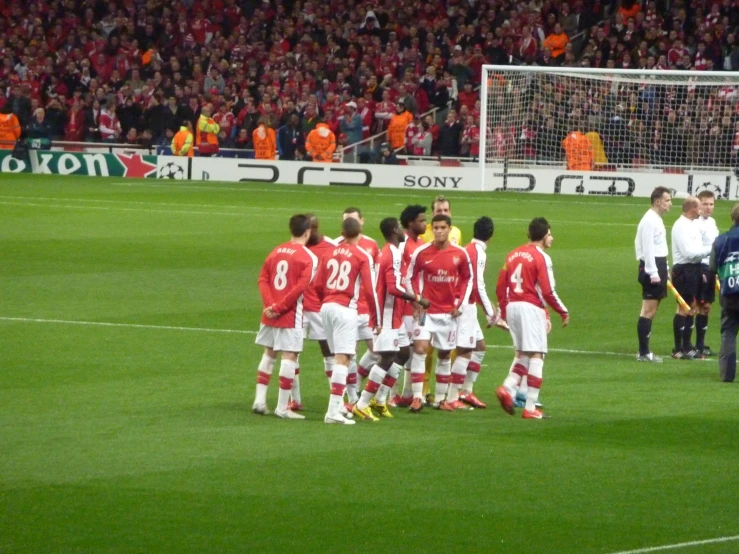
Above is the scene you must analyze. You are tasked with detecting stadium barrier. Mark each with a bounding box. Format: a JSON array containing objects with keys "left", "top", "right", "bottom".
[{"left": 2, "top": 150, "right": 736, "bottom": 200}]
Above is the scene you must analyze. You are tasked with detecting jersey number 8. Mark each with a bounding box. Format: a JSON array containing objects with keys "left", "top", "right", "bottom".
[
  {"left": 326, "top": 259, "right": 352, "bottom": 291},
  {"left": 273, "top": 260, "right": 289, "bottom": 290}
]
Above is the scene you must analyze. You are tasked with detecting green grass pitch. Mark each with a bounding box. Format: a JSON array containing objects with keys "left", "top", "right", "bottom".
[{"left": 1, "top": 174, "right": 738, "bottom": 554}]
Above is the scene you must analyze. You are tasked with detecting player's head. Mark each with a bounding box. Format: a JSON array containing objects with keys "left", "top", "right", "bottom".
[
  {"left": 341, "top": 216, "right": 362, "bottom": 241},
  {"left": 681, "top": 196, "right": 701, "bottom": 220},
  {"left": 343, "top": 207, "right": 364, "bottom": 229},
  {"left": 431, "top": 195, "right": 451, "bottom": 217},
  {"left": 698, "top": 189, "right": 715, "bottom": 218},
  {"left": 650, "top": 186, "right": 672, "bottom": 214},
  {"left": 289, "top": 214, "right": 312, "bottom": 241},
  {"left": 473, "top": 216, "right": 495, "bottom": 243},
  {"left": 431, "top": 214, "right": 452, "bottom": 244},
  {"left": 380, "top": 217, "right": 404, "bottom": 243},
  {"left": 400, "top": 204, "right": 427, "bottom": 234},
  {"left": 528, "top": 217, "right": 553, "bottom": 248},
  {"left": 304, "top": 212, "right": 321, "bottom": 246}
]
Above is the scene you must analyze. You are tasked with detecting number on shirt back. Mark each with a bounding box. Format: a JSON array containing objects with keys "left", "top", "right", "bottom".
[
  {"left": 510, "top": 263, "right": 524, "bottom": 293},
  {"left": 326, "top": 259, "right": 352, "bottom": 291},
  {"left": 273, "top": 260, "right": 289, "bottom": 290}
]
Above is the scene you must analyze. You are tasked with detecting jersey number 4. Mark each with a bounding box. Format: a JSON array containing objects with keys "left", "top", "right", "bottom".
[
  {"left": 510, "top": 263, "right": 524, "bottom": 293},
  {"left": 326, "top": 259, "right": 352, "bottom": 291}
]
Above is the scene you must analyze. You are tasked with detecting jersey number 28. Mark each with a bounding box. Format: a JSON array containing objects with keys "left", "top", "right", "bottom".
[{"left": 326, "top": 259, "right": 352, "bottom": 291}]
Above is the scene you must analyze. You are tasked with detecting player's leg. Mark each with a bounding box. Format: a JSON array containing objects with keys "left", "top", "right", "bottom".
[
  {"left": 447, "top": 347, "right": 472, "bottom": 409},
  {"left": 274, "top": 350, "right": 305, "bottom": 420},
  {"left": 516, "top": 304, "right": 549, "bottom": 419},
  {"left": 375, "top": 346, "right": 408, "bottom": 416},
  {"left": 672, "top": 265, "right": 699, "bottom": 358},
  {"left": 319, "top": 340, "right": 335, "bottom": 383},
  {"left": 354, "top": 352, "right": 394, "bottom": 421},
  {"left": 408, "top": 318, "right": 431, "bottom": 412},
  {"left": 460, "top": 339, "right": 487, "bottom": 408},
  {"left": 496, "top": 303, "right": 529, "bottom": 415},
  {"left": 637, "top": 259, "right": 666, "bottom": 362},
  {"left": 323, "top": 304, "right": 357, "bottom": 424},
  {"left": 696, "top": 265, "right": 716, "bottom": 356},
  {"left": 290, "top": 354, "right": 303, "bottom": 411},
  {"left": 346, "top": 355, "right": 359, "bottom": 404},
  {"left": 358, "top": 339, "right": 380, "bottom": 381},
  {"left": 434, "top": 348, "right": 453, "bottom": 409},
  {"left": 423, "top": 345, "right": 434, "bottom": 397},
  {"left": 718, "top": 309, "right": 739, "bottom": 382},
  {"left": 253, "top": 345, "right": 276, "bottom": 414},
  {"left": 394, "top": 316, "right": 416, "bottom": 406},
  {"left": 521, "top": 352, "right": 546, "bottom": 419}
]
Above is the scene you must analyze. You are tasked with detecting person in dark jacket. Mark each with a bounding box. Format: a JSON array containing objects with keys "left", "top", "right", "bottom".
[
  {"left": 26, "top": 108, "right": 53, "bottom": 140},
  {"left": 438, "top": 111, "right": 463, "bottom": 156},
  {"left": 277, "top": 114, "right": 305, "bottom": 161},
  {"left": 376, "top": 142, "right": 399, "bottom": 164}
]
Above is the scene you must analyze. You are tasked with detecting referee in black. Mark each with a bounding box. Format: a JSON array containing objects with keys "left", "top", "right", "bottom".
[
  {"left": 635, "top": 187, "right": 672, "bottom": 362},
  {"left": 670, "top": 196, "right": 712, "bottom": 359}
]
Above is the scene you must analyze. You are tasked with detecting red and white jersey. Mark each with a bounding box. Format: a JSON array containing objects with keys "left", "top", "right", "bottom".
[
  {"left": 335, "top": 234, "right": 379, "bottom": 315},
  {"left": 406, "top": 242, "right": 472, "bottom": 315},
  {"left": 303, "top": 236, "right": 338, "bottom": 313},
  {"left": 399, "top": 232, "right": 425, "bottom": 316},
  {"left": 257, "top": 241, "right": 318, "bottom": 328},
  {"left": 316, "top": 243, "right": 381, "bottom": 327},
  {"left": 99, "top": 109, "right": 121, "bottom": 140},
  {"left": 495, "top": 244, "right": 568, "bottom": 321},
  {"left": 376, "top": 243, "right": 408, "bottom": 330},
  {"left": 464, "top": 239, "right": 495, "bottom": 318}
]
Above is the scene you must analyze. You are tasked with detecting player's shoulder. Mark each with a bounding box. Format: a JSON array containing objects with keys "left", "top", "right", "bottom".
[
  {"left": 323, "top": 236, "right": 339, "bottom": 246},
  {"left": 361, "top": 234, "right": 378, "bottom": 244},
  {"left": 414, "top": 241, "right": 435, "bottom": 255},
  {"left": 534, "top": 246, "right": 553, "bottom": 265}
]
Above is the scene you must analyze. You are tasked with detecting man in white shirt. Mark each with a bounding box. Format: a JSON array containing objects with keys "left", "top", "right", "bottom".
[
  {"left": 635, "top": 187, "right": 672, "bottom": 362},
  {"left": 670, "top": 196, "right": 713, "bottom": 359},
  {"left": 695, "top": 190, "right": 720, "bottom": 356}
]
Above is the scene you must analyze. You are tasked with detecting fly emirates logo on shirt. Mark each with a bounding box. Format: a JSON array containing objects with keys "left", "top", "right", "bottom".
[{"left": 428, "top": 268, "right": 456, "bottom": 283}]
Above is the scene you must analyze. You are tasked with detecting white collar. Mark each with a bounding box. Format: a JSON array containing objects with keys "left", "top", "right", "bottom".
[{"left": 472, "top": 238, "right": 487, "bottom": 251}]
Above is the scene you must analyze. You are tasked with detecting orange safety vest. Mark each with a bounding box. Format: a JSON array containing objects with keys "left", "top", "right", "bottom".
[
  {"left": 306, "top": 123, "right": 336, "bottom": 162},
  {"left": 387, "top": 111, "right": 413, "bottom": 149},
  {"left": 562, "top": 131, "right": 594, "bottom": 170},
  {"left": 544, "top": 32, "right": 569, "bottom": 58},
  {"left": 195, "top": 114, "right": 220, "bottom": 147},
  {"left": 171, "top": 127, "right": 194, "bottom": 157},
  {"left": 253, "top": 125, "right": 276, "bottom": 160},
  {"left": 0, "top": 113, "right": 22, "bottom": 150}
]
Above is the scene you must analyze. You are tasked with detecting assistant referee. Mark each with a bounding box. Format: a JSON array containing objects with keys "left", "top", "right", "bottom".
[
  {"left": 635, "top": 186, "right": 672, "bottom": 362},
  {"left": 670, "top": 197, "right": 713, "bottom": 359}
]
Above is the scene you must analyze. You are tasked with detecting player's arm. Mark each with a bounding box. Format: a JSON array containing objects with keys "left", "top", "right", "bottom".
[
  {"left": 537, "top": 255, "right": 569, "bottom": 322},
  {"left": 475, "top": 251, "right": 497, "bottom": 321},
  {"left": 641, "top": 219, "right": 659, "bottom": 280},
  {"left": 495, "top": 264, "right": 510, "bottom": 320},
  {"left": 272, "top": 256, "right": 314, "bottom": 315},
  {"left": 257, "top": 253, "right": 275, "bottom": 308},
  {"left": 454, "top": 249, "right": 473, "bottom": 310},
  {"left": 404, "top": 246, "right": 424, "bottom": 297},
  {"left": 360, "top": 256, "right": 382, "bottom": 329},
  {"left": 387, "top": 249, "right": 429, "bottom": 307}
]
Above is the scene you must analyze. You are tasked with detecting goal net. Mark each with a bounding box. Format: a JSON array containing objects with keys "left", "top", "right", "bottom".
[{"left": 480, "top": 65, "right": 739, "bottom": 192}]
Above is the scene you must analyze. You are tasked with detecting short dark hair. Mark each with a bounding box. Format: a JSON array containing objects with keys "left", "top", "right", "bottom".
[
  {"left": 399, "top": 204, "right": 426, "bottom": 228},
  {"left": 431, "top": 214, "right": 452, "bottom": 226},
  {"left": 342, "top": 217, "right": 362, "bottom": 239},
  {"left": 528, "top": 217, "right": 550, "bottom": 242},
  {"left": 380, "top": 217, "right": 399, "bottom": 239},
  {"left": 289, "top": 214, "right": 311, "bottom": 237},
  {"left": 650, "top": 186, "right": 671, "bottom": 205},
  {"left": 431, "top": 195, "right": 450, "bottom": 212},
  {"left": 343, "top": 207, "right": 362, "bottom": 218},
  {"left": 697, "top": 190, "right": 715, "bottom": 200},
  {"left": 473, "top": 216, "right": 494, "bottom": 242}
]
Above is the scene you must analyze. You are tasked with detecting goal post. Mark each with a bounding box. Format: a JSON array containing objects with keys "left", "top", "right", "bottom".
[{"left": 480, "top": 65, "right": 739, "bottom": 194}]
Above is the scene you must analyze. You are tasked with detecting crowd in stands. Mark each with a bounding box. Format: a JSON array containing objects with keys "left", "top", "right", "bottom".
[{"left": 0, "top": 0, "right": 738, "bottom": 167}]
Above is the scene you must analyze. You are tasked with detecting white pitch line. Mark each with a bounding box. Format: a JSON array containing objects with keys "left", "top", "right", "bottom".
[
  {"left": 607, "top": 534, "right": 739, "bottom": 554},
  {"left": 0, "top": 316, "right": 256, "bottom": 335},
  {"left": 485, "top": 344, "right": 633, "bottom": 357}
]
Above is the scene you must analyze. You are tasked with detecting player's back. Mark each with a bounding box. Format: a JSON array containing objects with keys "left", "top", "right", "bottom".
[
  {"left": 335, "top": 234, "right": 378, "bottom": 314},
  {"left": 258, "top": 241, "right": 317, "bottom": 328},
  {"left": 303, "top": 236, "right": 337, "bottom": 313},
  {"left": 320, "top": 243, "right": 372, "bottom": 310},
  {"left": 400, "top": 234, "right": 424, "bottom": 316},
  {"left": 376, "top": 242, "right": 405, "bottom": 329},
  {"left": 465, "top": 239, "right": 494, "bottom": 315},
  {"left": 499, "top": 245, "right": 544, "bottom": 306}
]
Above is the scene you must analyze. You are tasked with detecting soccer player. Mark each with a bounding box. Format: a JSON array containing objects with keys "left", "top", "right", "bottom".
[
  {"left": 253, "top": 214, "right": 318, "bottom": 420},
  {"left": 336, "top": 207, "right": 380, "bottom": 403},
  {"left": 290, "top": 214, "right": 338, "bottom": 411},
  {"left": 419, "top": 196, "right": 463, "bottom": 398},
  {"left": 495, "top": 217, "right": 569, "bottom": 420},
  {"left": 670, "top": 196, "right": 712, "bottom": 359},
  {"left": 456, "top": 216, "right": 500, "bottom": 409},
  {"left": 635, "top": 186, "right": 672, "bottom": 362},
  {"left": 696, "top": 190, "right": 719, "bottom": 356},
  {"left": 406, "top": 214, "right": 472, "bottom": 412},
  {"left": 353, "top": 218, "right": 429, "bottom": 421},
  {"left": 393, "top": 204, "right": 428, "bottom": 407},
  {"left": 318, "top": 217, "right": 381, "bottom": 424}
]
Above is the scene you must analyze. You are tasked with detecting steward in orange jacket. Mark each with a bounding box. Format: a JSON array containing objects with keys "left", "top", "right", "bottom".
[
  {"left": 0, "top": 110, "right": 22, "bottom": 150},
  {"left": 196, "top": 104, "right": 220, "bottom": 156},
  {"left": 543, "top": 24, "right": 569, "bottom": 58},
  {"left": 387, "top": 103, "right": 413, "bottom": 150},
  {"left": 562, "top": 130, "right": 594, "bottom": 170},
  {"left": 253, "top": 120, "right": 277, "bottom": 160},
  {"left": 171, "top": 121, "right": 194, "bottom": 157},
  {"left": 306, "top": 122, "right": 336, "bottom": 162}
]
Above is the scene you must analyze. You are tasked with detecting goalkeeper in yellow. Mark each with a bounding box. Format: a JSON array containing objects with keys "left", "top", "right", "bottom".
[{"left": 419, "top": 196, "right": 462, "bottom": 398}]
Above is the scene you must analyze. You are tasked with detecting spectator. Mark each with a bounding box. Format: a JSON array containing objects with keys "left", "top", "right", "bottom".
[
  {"left": 461, "top": 115, "right": 481, "bottom": 159},
  {"left": 0, "top": 105, "right": 22, "bottom": 150},
  {"left": 234, "top": 129, "right": 250, "bottom": 151},
  {"left": 44, "top": 98, "right": 67, "bottom": 139},
  {"left": 99, "top": 101, "right": 121, "bottom": 143},
  {"left": 65, "top": 99, "right": 86, "bottom": 142},
  {"left": 544, "top": 24, "right": 569, "bottom": 60},
  {"left": 118, "top": 97, "right": 142, "bottom": 136},
  {"left": 388, "top": 101, "right": 413, "bottom": 151},
  {"left": 5, "top": 85, "right": 32, "bottom": 128},
  {"left": 411, "top": 119, "right": 432, "bottom": 156},
  {"left": 125, "top": 128, "right": 139, "bottom": 146},
  {"left": 438, "top": 111, "right": 463, "bottom": 157},
  {"left": 253, "top": 117, "right": 277, "bottom": 160},
  {"left": 306, "top": 122, "right": 336, "bottom": 162},
  {"left": 376, "top": 142, "right": 399, "bottom": 165},
  {"left": 196, "top": 103, "right": 220, "bottom": 157},
  {"left": 277, "top": 114, "right": 304, "bottom": 161},
  {"left": 339, "top": 101, "right": 363, "bottom": 145},
  {"left": 458, "top": 82, "right": 478, "bottom": 112},
  {"left": 84, "top": 99, "right": 101, "bottom": 143}
]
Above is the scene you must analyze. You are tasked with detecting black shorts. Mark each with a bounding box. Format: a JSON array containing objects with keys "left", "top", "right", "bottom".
[
  {"left": 697, "top": 264, "right": 716, "bottom": 305},
  {"left": 638, "top": 257, "right": 668, "bottom": 300},
  {"left": 671, "top": 263, "right": 701, "bottom": 305}
]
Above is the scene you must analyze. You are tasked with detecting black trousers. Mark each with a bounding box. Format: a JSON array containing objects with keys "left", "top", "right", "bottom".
[{"left": 718, "top": 305, "right": 739, "bottom": 382}]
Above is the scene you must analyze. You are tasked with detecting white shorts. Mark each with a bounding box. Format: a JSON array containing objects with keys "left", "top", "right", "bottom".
[
  {"left": 456, "top": 304, "right": 484, "bottom": 348},
  {"left": 402, "top": 315, "right": 415, "bottom": 339},
  {"left": 373, "top": 328, "right": 400, "bottom": 353},
  {"left": 303, "top": 311, "right": 326, "bottom": 341},
  {"left": 255, "top": 324, "right": 304, "bottom": 353},
  {"left": 413, "top": 313, "right": 459, "bottom": 351},
  {"left": 506, "top": 302, "right": 548, "bottom": 353},
  {"left": 357, "top": 313, "right": 374, "bottom": 341},
  {"left": 321, "top": 303, "right": 358, "bottom": 355},
  {"left": 398, "top": 324, "right": 410, "bottom": 348}
]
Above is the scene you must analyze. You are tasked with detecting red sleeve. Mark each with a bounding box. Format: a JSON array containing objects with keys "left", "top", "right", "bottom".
[
  {"left": 273, "top": 256, "right": 314, "bottom": 315},
  {"left": 405, "top": 247, "right": 423, "bottom": 297},
  {"left": 257, "top": 254, "right": 274, "bottom": 308},
  {"left": 536, "top": 255, "right": 568, "bottom": 319},
  {"left": 360, "top": 257, "right": 381, "bottom": 328},
  {"left": 385, "top": 251, "right": 408, "bottom": 299},
  {"left": 455, "top": 250, "right": 473, "bottom": 307},
  {"left": 496, "top": 265, "right": 509, "bottom": 320}
]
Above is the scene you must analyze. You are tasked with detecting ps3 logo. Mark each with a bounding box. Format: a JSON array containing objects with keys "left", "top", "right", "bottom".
[
  {"left": 233, "top": 164, "right": 371, "bottom": 186},
  {"left": 554, "top": 175, "right": 636, "bottom": 196}
]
